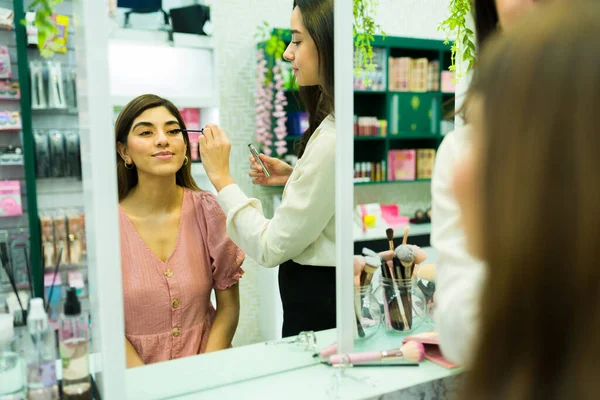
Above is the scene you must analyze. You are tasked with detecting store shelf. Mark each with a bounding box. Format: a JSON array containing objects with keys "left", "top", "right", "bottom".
[
  {"left": 354, "top": 179, "right": 431, "bottom": 186},
  {"left": 354, "top": 90, "right": 386, "bottom": 94},
  {"left": 388, "top": 133, "right": 442, "bottom": 140},
  {"left": 354, "top": 136, "right": 386, "bottom": 141}
]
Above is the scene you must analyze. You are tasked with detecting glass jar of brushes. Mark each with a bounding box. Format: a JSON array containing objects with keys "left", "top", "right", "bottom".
[
  {"left": 379, "top": 276, "right": 426, "bottom": 334},
  {"left": 353, "top": 284, "right": 381, "bottom": 340}
]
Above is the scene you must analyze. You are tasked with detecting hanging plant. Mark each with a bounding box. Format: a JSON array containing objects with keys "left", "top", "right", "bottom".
[
  {"left": 254, "top": 49, "right": 274, "bottom": 156},
  {"left": 21, "top": 0, "right": 63, "bottom": 58},
  {"left": 254, "top": 22, "right": 287, "bottom": 85},
  {"left": 272, "top": 60, "right": 288, "bottom": 157},
  {"left": 353, "top": 0, "right": 385, "bottom": 87},
  {"left": 438, "top": 0, "right": 476, "bottom": 79}
]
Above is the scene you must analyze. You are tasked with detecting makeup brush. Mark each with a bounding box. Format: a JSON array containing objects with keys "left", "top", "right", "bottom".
[
  {"left": 1, "top": 255, "right": 25, "bottom": 323},
  {"left": 329, "top": 340, "right": 425, "bottom": 365},
  {"left": 361, "top": 247, "right": 378, "bottom": 258},
  {"left": 23, "top": 247, "right": 34, "bottom": 298},
  {"left": 315, "top": 342, "right": 338, "bottom": 358},
  {"left": 385, "top": 228, "right": 395, "bottom": 252},
  {"left": 321, "top": 361, "right": 419, "bottom": 367},
  {"left": 45, "top": 247, "right": 63, "bottom": 314},
  {"left": 360, "top": 256, "right": 379, "bottom": 286},
  {"left": 402, "top": 225, "right": 410, "bottom": 245}
]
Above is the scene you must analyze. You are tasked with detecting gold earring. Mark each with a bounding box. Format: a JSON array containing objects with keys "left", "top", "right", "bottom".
[
  {"left": 124, "top": 160, "right": 134, "bottom": 170},
  {"left": 184, "top": 156, "right": 189, "bottom": 165}
]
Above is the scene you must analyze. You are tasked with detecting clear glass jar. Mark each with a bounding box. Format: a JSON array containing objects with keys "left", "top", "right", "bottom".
[
  {"left": 412, "top": 270, "right": 436, "bottom": 323},
  {"left": 379, "top": 277, "right": 425, "bottom": 333},
  {"left": 354, "top": 284, "right": 381, "bottom": 340}
]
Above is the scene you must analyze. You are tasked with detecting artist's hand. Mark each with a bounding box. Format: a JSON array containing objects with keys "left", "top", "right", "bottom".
[
  {"left": 249, "top": 154, "right": 293, "bottom": 186},
  {"left": 199, "top": 124, "right": 236, "bottom": 192}
]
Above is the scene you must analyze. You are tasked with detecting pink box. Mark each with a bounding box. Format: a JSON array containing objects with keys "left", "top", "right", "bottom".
[
  {"left": 388, "top": 150, "right": 416, "bottom": 181},
  {"left": 441, "top": 71, "right": 455, "bottom": 93},
  {"left": 179, "top": 108, "right": 200, "bottom": 130},
  {"left": 0, "top": 181, "right": 22, "bottom": 217}
]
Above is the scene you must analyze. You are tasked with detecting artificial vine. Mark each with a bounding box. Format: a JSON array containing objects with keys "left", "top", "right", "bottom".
[
  {"left": 353, "top": 0, "right": 385, "bottom": 87},
  {"left": 438, "top": 0, "right": 476, "bottom": 79},
  {"left": 254, "top": 22, "right": 287, "bottom": 85},
  {"left": 22, "top": 0, "right": 63, "bottom": 58}
]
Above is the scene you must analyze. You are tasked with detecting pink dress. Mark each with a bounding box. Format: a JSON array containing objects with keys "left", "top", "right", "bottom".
[{"left": 119, "top": 188, "right": 245, "bottom": 365}]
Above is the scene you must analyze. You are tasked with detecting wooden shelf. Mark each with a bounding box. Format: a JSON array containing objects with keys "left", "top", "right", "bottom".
[{"left": 354, "top": 136, "right": 386, "bottom": 141}]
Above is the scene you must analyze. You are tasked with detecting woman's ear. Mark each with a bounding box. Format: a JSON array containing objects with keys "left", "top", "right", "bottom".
[{"left": 116, "top": 142, "right": 129, "bottom": 162}]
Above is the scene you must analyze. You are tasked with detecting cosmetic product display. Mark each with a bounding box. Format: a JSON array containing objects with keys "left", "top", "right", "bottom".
[
  {"left": 354, "top": 47, "right": 386, "bottom": 91},
  {"left": 29, "top": 61, "right": 46, "bottom": 110},
  {"left": 353, "top": 116, "right": 387, "bottom": 137},
  {"left": 40, "top": 209, "right": 86, "bottom": 268},
  {"left": 64, "top": 69, "right": 77, "bottom": 113},
  {"left": 0, "top": 145, "right": 24, "bottom": 166},
  {"left": 0, "top": 313, "right": 26, "bottom": 400},
  {"left": 0, "top": 7, "right": 13, "bottom": 31},
  {"left": 0, "top": 181, "right": 22, "bottom": 217},
  {"left": 416, "top": 149, "right": 435, "bottom": 179},
  {"left": 59, "top": 288, "right": 91, "bottom": 400},
  {"left": 0, "top": 81, "right": 20, "bottom": 100},
  {"left": 47, "top": 62, "right": 66, "bottom": 109},
  {"left": 354, "top": 160, "right": 386, "bottom": 183},
  {"left": 389, "top": 57, "right": 439, "bottom": 92},
  {"left": 64, "top": 131, "right": 81, "bottom": 179},
  {"left": 34, "top": 130, "right": 82, "bottom": 179},
  {"left": 0, "top": 111, "right": 21, "bottom": 131},
  {"left": 0, "top": 46, "right": 11, "bottom": 79},
  {"left": 26, "top": 298, "right": 59, "bottom": 400}
]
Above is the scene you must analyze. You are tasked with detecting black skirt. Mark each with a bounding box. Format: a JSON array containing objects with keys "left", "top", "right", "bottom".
[{"left": 278, "top": 259, "right": 336, "bottom": 337}]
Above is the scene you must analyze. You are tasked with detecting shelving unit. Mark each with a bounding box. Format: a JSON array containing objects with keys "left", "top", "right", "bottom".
[{"left": 258, "top": 31, "right": 454, "bottom": 188}]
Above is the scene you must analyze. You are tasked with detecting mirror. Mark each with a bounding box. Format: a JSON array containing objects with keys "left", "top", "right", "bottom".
[{"left": 71, "top": 0, "right": 353, "bottom": 397}]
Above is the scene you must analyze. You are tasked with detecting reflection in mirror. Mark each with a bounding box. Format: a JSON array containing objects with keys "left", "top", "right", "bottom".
[{"left": 107, "top": 0, "right": 336, "bottom": 369}]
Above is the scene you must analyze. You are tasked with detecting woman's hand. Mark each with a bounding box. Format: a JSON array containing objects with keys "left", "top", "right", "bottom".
[
  {"left": 249, "top": 154, "right": 293, "bottom": 186},
  {"left": 199, "top": 124, "right": 236, "bottom": 192}
]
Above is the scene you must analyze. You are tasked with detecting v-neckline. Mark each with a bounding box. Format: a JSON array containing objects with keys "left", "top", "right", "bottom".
[{"left": 119, "top": 189, "right": 188, "bottom": 265}]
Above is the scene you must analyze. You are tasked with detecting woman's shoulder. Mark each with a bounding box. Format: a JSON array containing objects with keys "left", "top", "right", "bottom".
[{"left": 185, "top": 188, "right": 223, "bottom": 217}]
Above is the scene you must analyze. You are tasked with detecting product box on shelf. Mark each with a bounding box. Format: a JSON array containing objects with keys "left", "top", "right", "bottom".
[
  {"left": 0, "top": 111, "right": 21, "bottom": 131},
  {"left": 441, "top": 71, "right": 455, "bottom": 93},
  {"left": 40, "top": 209, "right": 86, "bottom": 269},
  {"left": 0, "top": 81, "right": 20, "bottom": 100},
  {"left": 0, "top": 181, "right": 22, "bottom": 217},
  {"left": 0, "top": 45, "right": 11, "bottom": 79},
  {"left": 354, "top": 116, "right": 387, "bottom": 137},
  {"left": 416, "top": 149, "right": 436, "bottom": 179},
  {"left": 354, "top": 47, "right": 387, "bottom": 91},
  {"left": 388, "top": 150, "right": 416, "bottom": 181}
]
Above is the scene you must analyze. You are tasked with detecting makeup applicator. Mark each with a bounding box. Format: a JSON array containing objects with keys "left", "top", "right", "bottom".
[
  {"left": 360, "top": 256, "right": 379, "bottom": 286},
  {"left": 328, "top": 340, "right": 425, "bottom": 365}
]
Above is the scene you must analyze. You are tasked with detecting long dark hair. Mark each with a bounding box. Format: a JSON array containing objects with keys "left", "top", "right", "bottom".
[
  {"left": 464, "top": 1, "right": 600, "bottom": 399},
  {"left": 472, "top": 0, "right": 499, "bottom": 50},
  {"left": 292, "top": 0, "right": 334, "bottom": 158},
  {"left": 114, "top": 94, "right": 200, "bottom": 201}
]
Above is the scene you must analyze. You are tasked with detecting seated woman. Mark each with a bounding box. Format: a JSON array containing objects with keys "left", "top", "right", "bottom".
[
  {"left": 453, "top": 1, "right": 599, "bottom": 398},
  {"left": 115, "top": 94, "right": 245, "bottom": 367}
]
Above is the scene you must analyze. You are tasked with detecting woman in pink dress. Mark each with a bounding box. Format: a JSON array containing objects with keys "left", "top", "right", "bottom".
[{"left": 114, "top": 94, "right": 245, "bottom": 367}]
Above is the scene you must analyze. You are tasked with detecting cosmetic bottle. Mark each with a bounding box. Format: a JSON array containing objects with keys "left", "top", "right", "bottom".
[
  {"left": 0, "top": 313, "right": 26, "bottom": 400},
  {"left": 59, "top": 289, "right": 91, "bottom": 400},
  {"left": 26, "top": 298, "right": 58, "bottom": 400}
]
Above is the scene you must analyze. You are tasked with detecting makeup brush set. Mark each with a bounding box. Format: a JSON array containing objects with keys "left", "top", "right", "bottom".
[{"left": 354, "top": 225, "right": 429, "bottom": 334}]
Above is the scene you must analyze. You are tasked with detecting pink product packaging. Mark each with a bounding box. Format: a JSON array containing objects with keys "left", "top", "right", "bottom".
[
  {"left": 387, "top": 150, "right": 416, "bottom": 181},
  {"left": 0, "top": 180, "right": 22, "bottom": 217},
  {"left": 441, "top": 71, "right": 455, "bottom": 93},
  {"left": 179, "top": 108, "right": 200, "bottom": 130},
  {"left": 0, "top": 45, "right": 11, "bottom": 79},
  {"left": 188, "top": 132, "right": 200, "bottom": 161}
]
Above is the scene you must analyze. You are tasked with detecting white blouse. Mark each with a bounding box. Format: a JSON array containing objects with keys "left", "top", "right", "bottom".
[
  {"left": 431, "top": 125, "right": 486, "bottom": 367},
  {"left": 217, "top": 115, "right": 336, "bottom": 268}
]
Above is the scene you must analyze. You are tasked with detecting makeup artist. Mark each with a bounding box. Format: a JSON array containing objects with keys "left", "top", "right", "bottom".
[
  {"left": 432, "top": 0, "right": 557, "bottom": 366},
  {"left": 115, "top": 94, "right": 245, "bottom": 368},
  {"left": 199, "top": 0, "right": 335, "bottom": 337}
]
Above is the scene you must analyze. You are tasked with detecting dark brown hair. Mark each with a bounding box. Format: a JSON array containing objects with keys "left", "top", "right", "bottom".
[
  {"left": 464, "top": 1, "right": 600, "bottom": 399},
  {"left": 115, "top": 94, "right": 200, "bottom": 201},
  {"left": 472, "top": 0, "right": 499, "bottom": 50},
  {"left": 292, "top": 0, "right": 334, "bottom": 158}
]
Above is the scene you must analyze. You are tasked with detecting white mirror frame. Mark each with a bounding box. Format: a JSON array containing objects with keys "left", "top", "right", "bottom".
[{"left": 73, "top": 0, "right": 354, "bottom": 398}]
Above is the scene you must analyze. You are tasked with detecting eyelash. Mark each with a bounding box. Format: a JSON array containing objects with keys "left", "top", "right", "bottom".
[
  {"left": 292, "top": 41, "right": 301, "bottom": 46},
  {"left": 139, "top": 129, "right": 182, "bottom": 136}
]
